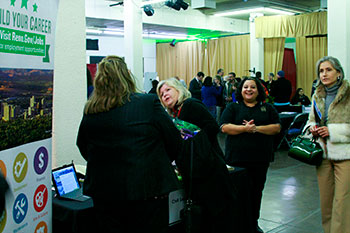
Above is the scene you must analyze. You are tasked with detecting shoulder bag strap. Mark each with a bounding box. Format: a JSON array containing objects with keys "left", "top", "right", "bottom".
[{"left": 187, "top": 140, "right": 194, "bottom": 200}]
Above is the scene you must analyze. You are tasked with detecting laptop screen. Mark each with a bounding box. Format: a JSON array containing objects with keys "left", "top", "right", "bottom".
[{"left": 52, "top": 164, "right": 80, "bottom": 196}]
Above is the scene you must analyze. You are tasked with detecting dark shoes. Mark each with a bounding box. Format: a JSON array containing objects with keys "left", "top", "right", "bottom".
[{"left": 256, "top": 225, "right": 264, "bottom": 233}]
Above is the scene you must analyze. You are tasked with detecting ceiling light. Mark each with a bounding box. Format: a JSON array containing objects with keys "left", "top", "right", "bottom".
[
  {"left": 86, "top": 28, "right": 188, "bottom": 40},
  {"left": 143, "top": 5, "right": 154, "bottom": 16},
  {"left": 165, "top": 0, "right": 188, "bottom": 11},
  {"left": 143, "top": 33, "right": 188, "bottom": 39},
  {"left": 165, "top": 0, "right": 180, "bottom": 11},
  {"left": 213, "top": 7, "right": 295, "bottom": 17},
  {"left": 86, "top": 29, "right": 102, "bottom": 34},
  {"left": 103, "top": 30, "right": 124, "bottom": 36}
]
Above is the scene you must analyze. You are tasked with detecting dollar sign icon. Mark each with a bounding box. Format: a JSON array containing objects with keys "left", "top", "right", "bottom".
[{"left": 38, "top": 152, "right": 44, "bottom": 169}]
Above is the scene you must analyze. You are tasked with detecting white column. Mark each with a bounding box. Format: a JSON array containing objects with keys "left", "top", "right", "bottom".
[
  {"left": 54, "top": 0, "right": 87, "bottom": 167},
  {"left": 249, "top": 13, "right": 264, "bottom": 77},
  {"left": 328, "top": 0, "right": 350, "bottom": 80},
  {"left": 124, "top": 0, "right": 144, "bottom": 91}
]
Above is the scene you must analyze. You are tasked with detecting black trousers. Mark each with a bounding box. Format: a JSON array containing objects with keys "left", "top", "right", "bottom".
[
  {"left": 231, "top": 164, "right": 269, "bottom": 226},
  {"left": 93, "top": 197, "right": 168, "bottom": 233}
]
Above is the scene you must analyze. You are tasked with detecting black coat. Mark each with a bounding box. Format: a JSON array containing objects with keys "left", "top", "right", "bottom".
[
  {"left": 175, "top": 98, "right": 236, "bottom": 215},
  {"left": 189, "top": 78, "right": 202, "bottom": 100},
  {"left": 270, "top": 77, "right": 292, "bottom": 103},
  {"left": 77, "top": 93, "right": 183, "bottom": 200}
]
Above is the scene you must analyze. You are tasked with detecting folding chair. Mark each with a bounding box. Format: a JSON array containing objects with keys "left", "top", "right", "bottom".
[{"left": 277, "top": 112, "right": 309, "bottom": 149}]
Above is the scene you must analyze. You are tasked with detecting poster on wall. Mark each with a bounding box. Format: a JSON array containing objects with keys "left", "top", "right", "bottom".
[{"left": 0, "top": 0, "right": 58, "bottom": 232}]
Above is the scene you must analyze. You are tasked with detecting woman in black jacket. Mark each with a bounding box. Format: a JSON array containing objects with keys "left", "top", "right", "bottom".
[
  {"left": 157, "top": 77, "right": 238, "bottom": 233},
  {"left": 77, "top": 56, "right": 183, "bottom": 233},
  {"left": 291, "top": 88, "right": 311, "bottom": 106}
]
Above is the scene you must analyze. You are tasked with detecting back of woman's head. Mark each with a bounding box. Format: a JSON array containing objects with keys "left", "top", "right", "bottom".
[
  {"left": 203, "top": 76, "right": 213, "bottom": 87},
  {"left": 85, "top": 55, "right": 136, "bottom": 114},
  {"left": 315, "top": 56, "right": 345, "bottom": 86},
  {"left": 157, "top": 77, "right": 191, "bottom": 110},
  {"left": 235, "top": 77, "right": 266, "bottom": 103}
]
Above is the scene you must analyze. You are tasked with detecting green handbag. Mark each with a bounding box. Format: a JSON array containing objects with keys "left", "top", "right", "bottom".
[{"left": 288, "top": 136, "right": 323, "bottom": 166}]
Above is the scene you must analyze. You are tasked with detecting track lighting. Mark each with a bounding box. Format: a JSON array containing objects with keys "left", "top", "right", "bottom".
[
  {"left": 143, "top": 5, "right": 154, "bottom": 16},
  {"left": 165, "top": 0, "right": 188, "bottom": 11}
]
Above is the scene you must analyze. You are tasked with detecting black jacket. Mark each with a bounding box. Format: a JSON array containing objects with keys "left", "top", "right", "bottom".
[
  {"left": 189, "top": 78, "right": 202, "bottom": 100},
  {"left": 77, "top": 93, "right": 182, "bottom": 200},
  {"left": 176, "top": 98, "right": 236, "bottom": 215},
  {"left": 270, "top": 77, "right": 292, "bottom": 103}
]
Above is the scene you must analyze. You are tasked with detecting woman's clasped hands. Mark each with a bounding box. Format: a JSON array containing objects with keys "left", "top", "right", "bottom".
[{"left": 243, "top": 119, "right": 257, "bottom": 133}]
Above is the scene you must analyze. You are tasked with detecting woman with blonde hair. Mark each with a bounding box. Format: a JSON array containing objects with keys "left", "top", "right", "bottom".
[
  {"left": 157, "top": 77, "right": 238, "bottom": 233},
  {"left": 77, "top": 56, "right": 183, "bottom": 233}
]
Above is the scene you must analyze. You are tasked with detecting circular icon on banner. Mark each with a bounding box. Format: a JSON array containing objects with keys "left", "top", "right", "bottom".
[
  {"left": 12, "top": 193, "right": 28, "bottom": 224},
  {"left": 33, "top": 147, "right": 49, "bottom": 175},
  {"left": 0, "top": 160, "right": 6, "bottom": 178},
  {"left": 12, "top": 153, "right": 28, "bottom": 183},
  {"left": 0, "top": 209, "right": 6, "bottom": 233},
  {"left": 33, "top": 184, "right": 48, "bottom": 212},
  {"left": 34, "top": 221, "right": 48, "bottom": 233}
]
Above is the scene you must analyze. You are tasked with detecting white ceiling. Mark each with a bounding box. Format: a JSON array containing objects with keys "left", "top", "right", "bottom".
[{"left": 86, "top": 0, "right": 325, "bottom": 39}]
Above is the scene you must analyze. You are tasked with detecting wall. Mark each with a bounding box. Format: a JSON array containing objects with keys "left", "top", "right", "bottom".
[{"left": 86, "top": 35, "right": 157, "bottom": 92}]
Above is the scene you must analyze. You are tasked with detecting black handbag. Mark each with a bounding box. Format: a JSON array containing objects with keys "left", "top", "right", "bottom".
[
  {"left": 288, "top": 104, "right": 323, "bottom": 166},
  {"left": 180, "top": 140, "right": 203, "bottom": 233}
]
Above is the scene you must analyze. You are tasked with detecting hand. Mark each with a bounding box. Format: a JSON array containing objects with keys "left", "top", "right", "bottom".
[
  {"left": 316, "top": 126, "right": 329, "bottom": 138},
  {"left": 243, "top": 120, "right": 257, "bottom": 133},
  {"left": 309, "top": 125, "right": 319, "bottom": 137}
]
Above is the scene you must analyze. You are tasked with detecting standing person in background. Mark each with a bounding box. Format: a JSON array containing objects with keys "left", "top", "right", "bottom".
[
  {"left": 270, "top": 70, "right": 292, "bottom": 105},
  {"left": 157, "top": 78, "right": 238, "bottom": 233},
  {"left": 148, "top": 79, "right": 159, "bottom": 94},
  {"left": 223, "top": 72, "right": 236, "bottom": 105},
  {"left": 221, "top": 77, "right": 281, "bottom": 233},
  {"left": 291, "top": 88, "right": 311, "bottom": 106},
  {"left": 217, "top": 68, "right": 225, "bottom": 85},
  {"left": 77, "top": 56, "right": 183, "bottom": 233},
  {"left": 214, "top": 75, "right": 225, "bottom": 122},
  {"left": 306, "top": 56, "right": 350, "bottom": 233},
  {"left": 201, "top": 76, "right": 223, "bottom": 119},
  {"left": 87, "top": 67, "right": 94, "bottom": 98},
  {"left": 189, "top": 72, "right": 204, "bottom": 101},
  {"left": 266, "top": 73, "right": 275, "bottom": 93},
  {"left": 255, "top": 71, "right": 266, "bottom": 88}
]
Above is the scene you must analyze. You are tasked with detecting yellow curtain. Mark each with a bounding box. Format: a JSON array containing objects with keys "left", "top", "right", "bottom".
[
  {"left": 255, "top": 12, "right": 327, "bottom": 38},
  {"left": 207, "top": 34, "right": 250, "bottom": 78},
  {"left": 156, "top": 41, "right": 205, "bottom": 85},
  {"left": 296, "top": 36, "right": 328, "bottom": 98},
  {"left": 264, "top": 38, "right": 285, "bottom": 80}
]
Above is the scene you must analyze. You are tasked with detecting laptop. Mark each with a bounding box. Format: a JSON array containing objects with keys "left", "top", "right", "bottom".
[{"left": 52, "top": 163, "right": 90, "bottom": 202}]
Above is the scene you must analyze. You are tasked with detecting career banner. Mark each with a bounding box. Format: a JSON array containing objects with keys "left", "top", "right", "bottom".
[{"left": 0, "top": 0, "right": 58, "bottom": 232}]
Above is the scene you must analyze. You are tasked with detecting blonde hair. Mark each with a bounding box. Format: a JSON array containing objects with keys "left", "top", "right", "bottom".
[
  {"left": 84, "top": 55, "right": 136, "bottom": 114},
  {"left": 156, "top": 77, "right": 191, "bottom": 112}
]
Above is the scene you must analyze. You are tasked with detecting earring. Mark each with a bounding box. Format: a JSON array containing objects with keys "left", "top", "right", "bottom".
[{"left": 337, "top": 76, "right": 341, "bottom": 81}]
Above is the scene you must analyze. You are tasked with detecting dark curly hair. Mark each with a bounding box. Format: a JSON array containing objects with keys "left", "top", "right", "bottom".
[{"left": 235, "top": 77, "right": 266, "bottom": 103}]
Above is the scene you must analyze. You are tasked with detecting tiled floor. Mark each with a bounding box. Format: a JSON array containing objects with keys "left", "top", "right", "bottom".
[
  {"left": 259, "top": 148, "right": 323, "bottom": 233},
  {"left": 218, "top": 133, "right": 323, "bottom": 233}
]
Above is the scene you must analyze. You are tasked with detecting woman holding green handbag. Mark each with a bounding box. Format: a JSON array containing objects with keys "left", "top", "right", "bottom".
[{"left": 306, "top": 56, "right": 350, "bottom": 233}]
